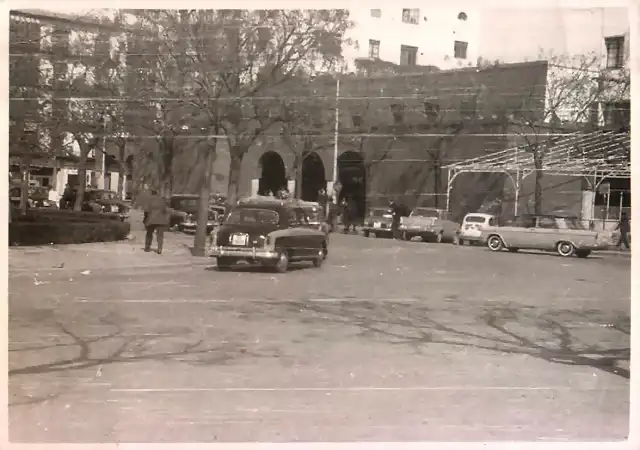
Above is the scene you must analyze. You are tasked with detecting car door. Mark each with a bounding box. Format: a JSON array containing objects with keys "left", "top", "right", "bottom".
[
  {"left": 295, "top": 207, "right": 318, "bottom": 257},
  {"left": 533, "top": 216, "right": 561, "bottom": 250},
  {"left": 501, "top": 216, "right": 535, "bottom": 248}
]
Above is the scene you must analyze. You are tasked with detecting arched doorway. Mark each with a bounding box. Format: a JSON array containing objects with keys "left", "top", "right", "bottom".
[
  {"left": 301, "top": 152, "right": 326, "bottom": 202},
  {"left": 258, "top": 151, "right": 287, "bottom": 195},
  {"left": 337, "top": 151, "right": 366, "bottom": 220}
]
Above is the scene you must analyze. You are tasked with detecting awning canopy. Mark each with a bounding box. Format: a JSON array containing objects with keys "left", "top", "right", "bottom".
[{"left": 445, "top": 130, "right": 631, "bottom": 179}]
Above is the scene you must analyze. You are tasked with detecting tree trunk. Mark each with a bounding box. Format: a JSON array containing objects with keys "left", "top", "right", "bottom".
[
  {"left": 193, "top": 139, "right": 217, "bottom": 257},
  {"left": 533, "top": 156, "right": 543, "bottom": 215},
  {"left": 226, "top": 148, "right": 244, "bottom": 208},
  {"left": 19, "top": 161, "right": 30, "bottom": 215},
  {"left": 294, "top": 152, "right": 303, "bottom": 199},
  {"left": 74, "top": 143, "right": 91, "bottom": 211}
]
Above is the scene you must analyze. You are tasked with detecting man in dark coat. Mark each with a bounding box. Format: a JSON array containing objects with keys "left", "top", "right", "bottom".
[
  {"left": 143, "top": 190, "right": 184, "bottom": 254},
  {"left": 615, "top": 212, "right": 631, "bottom": 250}
]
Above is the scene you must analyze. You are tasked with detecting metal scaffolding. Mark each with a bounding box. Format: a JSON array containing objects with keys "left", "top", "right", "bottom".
[{"left": 443, "top": 130, "right": 631, "bottom": 215}]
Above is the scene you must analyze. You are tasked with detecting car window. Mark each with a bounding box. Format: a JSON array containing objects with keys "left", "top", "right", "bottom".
[
  {"left": 465, "top": 215, "right": 487, "bottom": 224},
  {"left": 488, "top": 217, "right": 496, "bottom": 226},
  {"left": 536, "top": 217, "right": 558, "bottom": 229},
  {"left": 226, "top": 208, "right": 279, "bottom": 225},
  {"left": 510, "top": 216, "right": 535, "bottom": 228},
  {"left": 369, "top": 209, "right": 388, "bottom": 217},
  {"left": 411, "top": 208, "right": 439, "bottom": 218}
]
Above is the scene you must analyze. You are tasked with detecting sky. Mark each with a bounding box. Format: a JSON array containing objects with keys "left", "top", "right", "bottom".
[{"left": 478, "top": 7, "right": 630, "bottom": 62}]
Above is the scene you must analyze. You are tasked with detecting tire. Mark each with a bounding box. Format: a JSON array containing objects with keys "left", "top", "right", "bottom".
[
  {"left": 508, "top": 248, "right": 519, "bottom": 253},
  {"left": 402, "top": 231, "right": 409, "bottom": 241},
  {"left": 312, "top": 245, "right": 326, "bottom": 268},
  {"left": 556, "top": 241, "right": 575, "bottom": 257},
  {"left": 435, "top": 232, "right": 443, "bottom": 244},
  {"left": 216, "top": 256, "right": 234, "bottom": 271},
  {"left": 363, "top": 230, "right": 370, "bottom": 237},
  {"left": 575, "top": 249, "right": 591, "bottom": 258},
  {"left": 487, "top": 235, "right": 504, "bottom": 252},
  {"left": 274, "top": 249, "right": 289, "bottom": 273}
]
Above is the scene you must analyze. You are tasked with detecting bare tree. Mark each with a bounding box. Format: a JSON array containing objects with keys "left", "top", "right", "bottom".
[{"left": 507, "top": 51, "right": 630, "bottom": 214}]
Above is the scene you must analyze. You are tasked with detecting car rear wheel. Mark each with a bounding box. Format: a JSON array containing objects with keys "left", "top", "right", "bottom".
[
  {"left": 487, "top": 235, "right": 504, "bottom": 252},
  {"left": 274, "top": 250, "right": 289, "bottom": 273},
  {"left": 435, "top": 232, "right": 444, "bottom": 244},
  {"left": 575, "top": 249, "right": 591, "bottom": 258},
  {"left": 363, "top": 230, "right": 370, "bottom": 237},
  {"left": 556, "top": 241, "right": 575, "bottom": 257}
]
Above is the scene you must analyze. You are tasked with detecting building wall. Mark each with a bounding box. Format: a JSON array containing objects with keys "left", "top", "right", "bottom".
[{"left": 344, "top": 7, "right": 481, "bottom": 70}]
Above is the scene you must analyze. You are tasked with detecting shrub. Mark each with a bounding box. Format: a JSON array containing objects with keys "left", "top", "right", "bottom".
[
  {"left": 9, "top": 220, "right": 131, "bottom": 246},
  {"left": 14, "top": 209, "right": 122, "bottom": 223}
]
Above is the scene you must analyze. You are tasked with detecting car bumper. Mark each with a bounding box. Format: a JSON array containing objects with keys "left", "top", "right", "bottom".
[
  {"left": 208, "top": 246, "right": 279, "bottom": 260},
  {"left": 400, "top": 227, "right": 436, "bottom": 235},
  {"left": 362, "top": 226, "right": 393, "bottom": 233},
  {"left": 459, "top": 233, "right": 484, "bottom": 241},
  {"left": 182, "top": 222, "right": 214, "bottom": 232}
]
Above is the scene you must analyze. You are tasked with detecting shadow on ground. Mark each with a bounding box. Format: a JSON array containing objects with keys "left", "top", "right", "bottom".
[{"left": 269, "top": 299, "right": 631, "bottom": 379}]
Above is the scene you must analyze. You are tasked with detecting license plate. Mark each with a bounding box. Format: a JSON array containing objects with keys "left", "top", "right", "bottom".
[
  {"left": 373, "top": 222, "right": 381, "bottom": 228},
  {"left": 231, "top": 234, "right": 247, "bottom": 246}
]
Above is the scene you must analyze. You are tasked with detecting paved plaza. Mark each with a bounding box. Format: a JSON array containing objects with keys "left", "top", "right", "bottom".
[{"left": 8, "top": 231, "right": 631, "bottom": 442}]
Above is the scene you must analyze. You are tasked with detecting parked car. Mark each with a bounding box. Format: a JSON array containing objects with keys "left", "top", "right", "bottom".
[
  {"left": 169, "top": 194, "right": 221, "bottom": 233},
  {"left": 361, "top": 207, "right": 394, "bottom": 238},
  {"left": 81, "top": 189, "right": 130, "bottom": 221},
  {"left": 208, "top": 196, "right": 328, "bottom": 272},
  {"left": 9, "top": 186, "right": 58, "bottom": 209},
  {"left": 457, "top": 213, "right": 498, "bottom": 245},
  {"left": 297, "top": 200, "right": 330, "bottom": 235},
  {"left": 481, "top": 214, "right": 610, "bottom": 258},
  {"left": 399, "top": 207, "right": 460, "bottom": 243}
]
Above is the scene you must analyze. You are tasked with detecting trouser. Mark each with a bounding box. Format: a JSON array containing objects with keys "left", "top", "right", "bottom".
[
  {"left": 392, "top": 221, "right": 400, "bottom": 239},
  {"left": 145, "top": 224, "right": 166, "bottom": 253},
  {"left": 616, "top": 231, "right": 630, "bottom": 250}
]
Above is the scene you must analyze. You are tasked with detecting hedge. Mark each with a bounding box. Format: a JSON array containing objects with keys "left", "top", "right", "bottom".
[
  {"left": 9, "top": 220, "right": 131, "bottom": 246},
  {"left": 13, "top": 209, "right": 122, "bottom": 223}
]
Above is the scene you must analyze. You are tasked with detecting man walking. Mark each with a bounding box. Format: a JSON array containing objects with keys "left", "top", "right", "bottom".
[
  {"left": 615, "top": 212, "right": 631, "bottom": 250},
  {"left": 143, "top": 190, "right": 184, "bottom": 254}
]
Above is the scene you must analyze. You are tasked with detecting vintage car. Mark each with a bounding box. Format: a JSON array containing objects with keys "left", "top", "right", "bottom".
[
  {"left": 81, "top": 189, "right": 130, "bottom": 221},
  {"left": 481, "top": 214, "right": 611, "bottom": 258},
  {"left": 399, "top": 207, "right": 460, "bottom": 243},
  {"left": 208, "top": 196, "right": 329, "bottom": 272},
  {"left": 297, "top": 200, "right": 330, "bottom": 235},
  {"left": 169, "top": 194, "right": 221, "bottom": 233},
  {"left": 361, "top": 208, "right": 395, "bottom": 238},
  {"left": 457, "top": 213, "right": 498, "bottom": 245},
  {"left": 9, "top": 185, "right": 58, "bottom": 209}
]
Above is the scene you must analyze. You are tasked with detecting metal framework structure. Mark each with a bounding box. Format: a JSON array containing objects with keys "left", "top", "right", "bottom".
[{"left": 443, "top": 130, "right": 631, "bottom": 215}]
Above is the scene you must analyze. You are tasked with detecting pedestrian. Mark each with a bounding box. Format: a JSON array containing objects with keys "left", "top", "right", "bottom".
[
  {"left": 317, "top": 187, "right": 328, "bottom": 213},
  {"left": 615, "top": 212, "right": 631, "bottom": 250},
  {"left": 389, "top": 199, "right": 402, "bottom": 239},
  {"left": 61, "top": 183, "right": 73, "bottom": 209},
  {"left": 143, "top": 190, "right": 185, "bottom": 254}
]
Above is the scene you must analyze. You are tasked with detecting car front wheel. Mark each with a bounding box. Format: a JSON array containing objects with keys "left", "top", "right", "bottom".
[
  {"left": 487, "top": 235, "right": 504, "bottom": 252},
  {"left": 216, "top": 256, "right": 234, "bottom": 271},
  {"left": 556, "top": 241, "right": 575, "bottom": 257},
  {"left": 274, "top": 250, "right": 289, "bottom": 273}
]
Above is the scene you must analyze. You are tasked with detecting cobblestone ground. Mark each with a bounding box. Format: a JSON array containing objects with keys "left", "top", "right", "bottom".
[{"left": 8, "top": 232, "right": 631, "bottom": 442}]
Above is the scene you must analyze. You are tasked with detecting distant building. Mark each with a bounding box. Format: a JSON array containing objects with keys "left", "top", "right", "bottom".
[
  {"left": 9, "top": 9, "right": 131, "bottom": 198},
  {"left": 343, "top": 7, "right": 480, "bottom": 72}
]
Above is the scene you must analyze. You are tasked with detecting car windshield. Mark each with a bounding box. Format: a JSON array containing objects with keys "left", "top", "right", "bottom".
[
  {"left": 176, "top": 198, "right": 198, "bottom": 208},
  {"left": 411, "top": 208, "right": 439, "bottom": 218},
  {"left": 369, "top": 209, "right": 390, "bottom": 217},
  {"left": 226, "top": 208, "right": 279, "bottom": 225},
  {"left": 465, "top": 215, "right": 488, "bottom": 223},
  {"left": 556, "top": 217, "right": 586, "bottom": 230}
]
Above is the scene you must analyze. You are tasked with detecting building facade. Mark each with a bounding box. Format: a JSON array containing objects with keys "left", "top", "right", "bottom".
[
  {"left": 343, "top": 7, "right": 481, "bottom": 71},
  {"left": 9, "top": 9, "right": 131, "bottom": 200}
]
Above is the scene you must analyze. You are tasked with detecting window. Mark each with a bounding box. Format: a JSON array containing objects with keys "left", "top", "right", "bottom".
[
  {"left": 390, "top": 103, "right": 405, "bottom": 124},
  {"left": 458, "top": 12, "right": 468, "bottom": 21},
  {"left": 536, "top": 216, "right": 558, "bottom": 229},
  {"left": 605, "top": 36, "right": 625, "bottom": 69},
  {"left": 368, "top": 39, "right": 380, "bottom": 59},
  {"left": 400, "top": 45, "right": 418, "bottom": 66},
  {"left": 454, "top": 41, "right": 468, "bottom": 59},
  {"left": 402, "top": 9, "right": 420, "bottom": 24},
  {"left": 351, "top": 113, "right": 363, "bottom": 127},
  {"left": 370, "top": 9, "right": 381, "bottom": 18},
  {"left": 423, "top": 101, "right": 440, "bottom": 120},
  {"left": 226, "top": 208, "right": 279, "bottom": 225},
  {"left": 288, "top": 208, "right": 307, "bottom": 227},
  {"left": 604, "top": 101, "right": 630, "bottom": 130}
]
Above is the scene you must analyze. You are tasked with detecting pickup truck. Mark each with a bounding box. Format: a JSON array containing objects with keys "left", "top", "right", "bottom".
[{"left": 399, "top": 207, "right": 460, "bottom": 243}]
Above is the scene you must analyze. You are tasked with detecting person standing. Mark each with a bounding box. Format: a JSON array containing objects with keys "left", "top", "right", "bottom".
[
  {"left": 143, "top": 190, "right": 184, "bottom": 254},
  {"left": 615, "top": 212, "right": 631, "bottom": 250}
]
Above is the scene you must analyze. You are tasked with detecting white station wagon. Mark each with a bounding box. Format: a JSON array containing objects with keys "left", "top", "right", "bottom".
[
  {"left": 457, "top": 213, "right": 497, "bottom": 245},
  {"left": 480, "top": 214, "right": 610, "bottom": 258}
]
